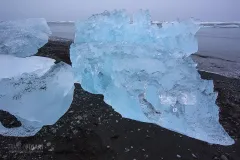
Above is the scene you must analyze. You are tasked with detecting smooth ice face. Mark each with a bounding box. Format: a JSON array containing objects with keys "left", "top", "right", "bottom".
[
  {"left": 70, "top": 10, "right": 234, "bottom": 145},
  {"left": 0, "top": 55, "right": 74, "bottom": 136},
  {"left": 0, "top": 18, "right": 51, "bottom": 57},
  {"left": 0, "top": 54, "right": 55, "bottom": 79}
]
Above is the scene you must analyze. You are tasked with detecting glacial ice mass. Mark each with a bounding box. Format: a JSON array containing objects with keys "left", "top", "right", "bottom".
[
  {"left": 0, "top": 18, "right": 51, "bottom": 57},
  {"left": 70, "top": 10, "right": 234, "bottom": 145}
]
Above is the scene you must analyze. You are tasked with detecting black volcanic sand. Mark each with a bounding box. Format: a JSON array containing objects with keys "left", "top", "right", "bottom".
[{"left": 0, "top": 38, "right": 239, "bottom": 160}]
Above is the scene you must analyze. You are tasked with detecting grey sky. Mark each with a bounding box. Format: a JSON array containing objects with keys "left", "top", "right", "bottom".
[{"left": 0, "top": 0, "right": 239, "bottom": 22}]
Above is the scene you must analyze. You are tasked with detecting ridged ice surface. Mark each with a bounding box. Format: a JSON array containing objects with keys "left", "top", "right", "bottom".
[
  {"left": 0, "top": 18, "right": 51, "bottom": 57},
  {"left": 0, "top": 55, "right": 74, "bottom": 136},
  {"left": 70, "top": 10, "right": 234, "bottom": 145}
]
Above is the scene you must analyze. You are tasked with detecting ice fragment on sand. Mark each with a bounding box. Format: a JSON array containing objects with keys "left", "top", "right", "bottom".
[
  {"left": 0, "top": 19, "right": 74, "bottom": 137},
  {"left": 0, "top": 55, "right": 74, "bottom": 136}
]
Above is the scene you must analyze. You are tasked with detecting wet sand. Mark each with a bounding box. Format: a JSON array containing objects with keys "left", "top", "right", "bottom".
[{"left": 0, "top": 39, "right": 239, "bottom": 160}]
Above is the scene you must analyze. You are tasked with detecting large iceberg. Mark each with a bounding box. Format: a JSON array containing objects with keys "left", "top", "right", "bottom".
[
  {"left": 0, "top": 55, "right": 74, "bottom": 136},
  {"left": 0, "top": 18, "right": 51, "bottom": 57},
  {"left": 70, "top": 10, "right": 234, "bottom": 145}
]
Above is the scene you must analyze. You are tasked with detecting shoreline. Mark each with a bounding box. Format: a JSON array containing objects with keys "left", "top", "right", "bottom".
[{"left": 0, "top": 39, "right": 239, "bottom": 160}]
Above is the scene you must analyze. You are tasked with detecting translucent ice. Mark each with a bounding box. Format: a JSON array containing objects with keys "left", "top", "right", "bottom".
[
  {"left": 0, "top": 19, "right": 74, "bottom": 136},
  {"left": 0, "top": 18, "right": 51, "bottom": 57},
  {"left": 0, "top": 55, "right": 74, "bottom": 136},
  {"left": 0, "top": 54, "right": 55, "bottom": 79},
  {"left": 70, "top": 10, "right": 234, "bottom": 145}
]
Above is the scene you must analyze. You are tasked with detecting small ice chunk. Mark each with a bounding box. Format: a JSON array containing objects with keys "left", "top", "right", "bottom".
[
  {"left": 0, "top": 18, "right": 51, "bottom": 57},
  {"left": 0, "top": 56, "right": 74, "bottom": 136}
]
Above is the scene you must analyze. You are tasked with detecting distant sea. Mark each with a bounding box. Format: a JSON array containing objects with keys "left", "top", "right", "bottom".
[{"left": 48, "top": 21, "right": 240, "bottom": 79}]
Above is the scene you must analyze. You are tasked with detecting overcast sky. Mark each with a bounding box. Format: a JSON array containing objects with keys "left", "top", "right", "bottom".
[{"left": 0, "top": 0, "right": 239, "bottom": 22}]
